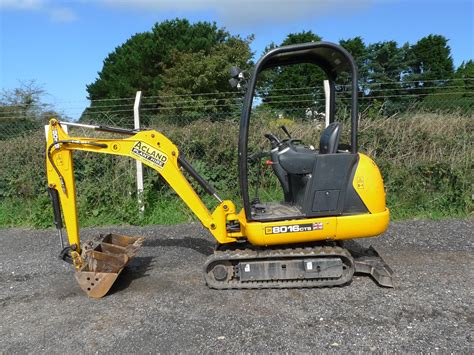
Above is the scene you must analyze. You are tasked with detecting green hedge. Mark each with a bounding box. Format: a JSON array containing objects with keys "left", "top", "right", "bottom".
[{"left": 0, "top": 112, "right": 471, "bottom": 227}]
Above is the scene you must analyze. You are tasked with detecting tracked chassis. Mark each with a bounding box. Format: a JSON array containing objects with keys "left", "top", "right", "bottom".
[{"left": 204, "top": 241, "right": 393, "bottom": 289}]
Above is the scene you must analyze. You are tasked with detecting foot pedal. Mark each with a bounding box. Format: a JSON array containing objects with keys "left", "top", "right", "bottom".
[{"left": 75, "top": 233, "right": 144, "bottom": 298}]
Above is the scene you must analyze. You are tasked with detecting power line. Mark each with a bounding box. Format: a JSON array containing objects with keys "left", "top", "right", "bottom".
[{"left": 44, "top": 91, "right": 241, "bottom": 105}]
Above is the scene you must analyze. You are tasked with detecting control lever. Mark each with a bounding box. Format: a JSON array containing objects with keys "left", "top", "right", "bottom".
[
  {"left": 248, "top": 151, "right": 270, "bottom": 163},
  {"left": 279, "top": 125, "right": 292, "bottom": 139},
  {"left": 264, "top": 133, "right": 281, "bottom": 149}
]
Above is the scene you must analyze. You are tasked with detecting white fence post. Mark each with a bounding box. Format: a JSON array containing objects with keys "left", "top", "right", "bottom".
[
  {"left": 324, "top": 80, "right": 330, "bottom": 128},
  {"left": 134, "top": 91, "right": 144, "bottom": 215}
]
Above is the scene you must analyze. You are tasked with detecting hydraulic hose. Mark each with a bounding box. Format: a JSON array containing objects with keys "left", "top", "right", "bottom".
[{"left": 47, "top": 140, "right": 108, "bottom": 193}]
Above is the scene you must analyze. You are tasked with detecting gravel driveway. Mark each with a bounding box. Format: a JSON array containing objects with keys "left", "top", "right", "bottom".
[{"left": 0, "top": 219, "right": 472, "bottom": 352}]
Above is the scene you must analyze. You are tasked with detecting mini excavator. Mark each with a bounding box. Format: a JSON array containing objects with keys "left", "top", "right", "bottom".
[{"left": 46, "top": 42, "right": 394, "bottom": 298}]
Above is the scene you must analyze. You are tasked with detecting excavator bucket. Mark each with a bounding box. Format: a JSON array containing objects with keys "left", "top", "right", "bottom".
[{"left": 74, "top": 233, "right": 144, "bottom": 298}]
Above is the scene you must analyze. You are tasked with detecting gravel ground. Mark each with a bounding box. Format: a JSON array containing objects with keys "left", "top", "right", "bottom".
[{"left": 0, "top": 219, "right": 472, "bottom": 353}]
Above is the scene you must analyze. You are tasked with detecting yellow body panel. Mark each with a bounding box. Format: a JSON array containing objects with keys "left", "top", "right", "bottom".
[
  {"left": 238, "top": 153, "right": 390, "bottom": 246},
  {"left": 353, "top": 153, "right": 386, "bottom": 213},
  {"left": 242, "top": 209, "right": 389, "bottom": 246},
  {"left": 244, "top": 217, "right": 337, "bottom": 246},
  {"left": 46, "top": 125, "right": 80, "bottom": 247},
  {"left": 336, "top": 208, "right": 389, "bottom": 240}
]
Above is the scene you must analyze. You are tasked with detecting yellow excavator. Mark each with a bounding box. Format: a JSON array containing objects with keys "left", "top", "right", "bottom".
[{"left": 45, "top": 42, "right": 393, "bottom": 298}]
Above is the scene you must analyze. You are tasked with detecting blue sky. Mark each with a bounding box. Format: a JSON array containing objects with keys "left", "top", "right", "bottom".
[{"left": 1, "top": 0, "right": 473, "bottom": 119}]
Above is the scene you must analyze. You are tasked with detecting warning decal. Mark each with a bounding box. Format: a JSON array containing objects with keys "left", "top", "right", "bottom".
[{"left": 131, "top": 141, "right": 168, "bottom": 169}]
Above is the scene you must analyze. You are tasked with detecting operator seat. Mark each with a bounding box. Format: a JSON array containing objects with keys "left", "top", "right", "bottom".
[{"left": 319, "top": 122, "right": 341, "bottom": 154}]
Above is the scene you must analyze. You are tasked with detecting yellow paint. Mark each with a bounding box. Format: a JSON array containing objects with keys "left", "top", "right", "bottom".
[
  {"left": 336, "top": 208, "right": 389, "bottom": 240},
  {"left": 130, "top": 141, "right": 168, "bottom": 169},
  {"left": 45, "top": 124, "right": 80, "bottom": 249},
  {"left": 243, "top": 208, "right": 389, "bottom": 246},
  {"left": 46, "top": 119, "right": 237, "bottom": 252},
  {"left": 353, "top": 153, "right": 386, "bottom": 213},
  {"left": 244, "top": 217, "right": 337, "bottom": 246}
]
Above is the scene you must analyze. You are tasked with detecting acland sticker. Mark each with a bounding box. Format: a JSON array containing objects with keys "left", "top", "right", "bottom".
[{"left": 131, "top": 141, "right": 168, "bottom": 169}]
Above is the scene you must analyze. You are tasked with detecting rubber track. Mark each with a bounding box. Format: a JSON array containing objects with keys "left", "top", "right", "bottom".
[{"left": 204, "top": 245, "right": 355, "bottom": 289}]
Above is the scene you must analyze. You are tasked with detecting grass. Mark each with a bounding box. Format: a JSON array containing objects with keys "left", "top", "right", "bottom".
[{"left": 0, "top": 186, "right": 469, "bottom": 229}]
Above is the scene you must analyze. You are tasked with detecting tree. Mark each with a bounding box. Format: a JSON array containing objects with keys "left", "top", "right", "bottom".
[
  {"left": 84, "top": 19, "right": 253, "bottom": 124},
  {"left": 338, "top": 37, "right": 369, "bottom": 109},
  {"left": 423, "top": 60, "right": 474, "bottom": 113},
  {"left": 367, "top": 41, "right": 409, "bottom": 87},
  {"left": 454, "top": 60, "right": 474, "bottom": 112},
  {"left": 339, "top": 36, "right": 368, "bottom": 85},
  {"left": 259, "top": 31, "right": 325, "bottom": 117},
  {"left": 455, "top": 60, "right": 474, "bottom": 93},
  {"left": 400, "top": 35, "right": 455, "bottom": 112},
  {"left": 0, "top": 82, "right": 60, "bottom": 139},
  {"left": 365, "top": 41, "right": 410, "bottom": 113},
  {"left": 154, "top": 35, "right": 253, "bottom": 124},
  {"left": 407, "top": 34, "right": 454, "bottom": 89}
]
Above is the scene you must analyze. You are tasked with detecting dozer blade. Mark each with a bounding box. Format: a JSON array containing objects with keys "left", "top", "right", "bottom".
[
  {"left": 344, "top": 242, "right": 394, "bottom": 288},
  {"left": 75, "top": 233, "right": 144, "bottom": 298}
]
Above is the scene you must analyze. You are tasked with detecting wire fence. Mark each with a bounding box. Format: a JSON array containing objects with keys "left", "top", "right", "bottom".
[
  {"left": 0, "top": 79, "right": 472, "bottom": 225},
  {"left": 1, "top": 78, "right": 473, "bottom": 138}
]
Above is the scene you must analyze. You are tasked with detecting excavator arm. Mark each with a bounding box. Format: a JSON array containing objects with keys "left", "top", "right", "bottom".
[
  {"left": 46, "top": 118, "right": 241, "bottom": 249},
  {"left": 45, "top": 119, "right": 241, "bottom": 297}
]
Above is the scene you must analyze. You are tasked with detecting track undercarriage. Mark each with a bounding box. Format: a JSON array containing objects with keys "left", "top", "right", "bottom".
[{"left": 204, "top": 241, "right": 393, "bottom": 289}]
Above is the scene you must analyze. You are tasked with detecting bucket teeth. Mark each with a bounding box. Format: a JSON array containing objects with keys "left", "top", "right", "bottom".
[{"left": 75, "top": 233, "right": 145, "bottom": 298}]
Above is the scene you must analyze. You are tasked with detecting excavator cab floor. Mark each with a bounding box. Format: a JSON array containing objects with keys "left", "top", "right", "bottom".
[{"left": 75, "top": 233, "right": 144, "bottom": 298}]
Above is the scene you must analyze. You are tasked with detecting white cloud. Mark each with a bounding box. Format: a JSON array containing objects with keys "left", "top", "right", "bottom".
[
  {"left": 0, "top": 0, "right": 78, "bottom": 23},
  {"left": 101, "top": 0, "right": 374, "bottom": 28},
  {"left": 49, "top": 7, "right": 77, "bottom": 22}
]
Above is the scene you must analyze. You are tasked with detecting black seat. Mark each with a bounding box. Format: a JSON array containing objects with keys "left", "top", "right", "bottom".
[{"left": 319, "top": 122, "right": 341, "bottom": 154}]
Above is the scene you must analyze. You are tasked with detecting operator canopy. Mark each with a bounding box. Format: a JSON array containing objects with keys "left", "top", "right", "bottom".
[
  {"left": 256, "top": 41, "right": 356, "bottom": 81},
  {"left": 238, "top": 41, "right": 360, "bottom": 222}
]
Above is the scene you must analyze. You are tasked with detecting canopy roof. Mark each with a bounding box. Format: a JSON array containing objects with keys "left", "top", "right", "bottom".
[{"left": 258, "top": 41, "right": 355, "bottom": 80}]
